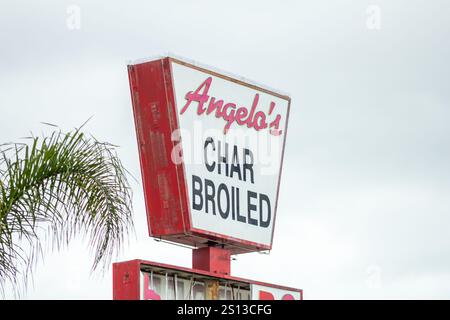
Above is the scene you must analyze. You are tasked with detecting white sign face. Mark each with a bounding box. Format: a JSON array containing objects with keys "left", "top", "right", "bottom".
[
  {"left": 170, "top": 60, "right": 289, "bottom": 247},
  {"left": 251, "top": 284, "right": 301, "bottom": 300}
]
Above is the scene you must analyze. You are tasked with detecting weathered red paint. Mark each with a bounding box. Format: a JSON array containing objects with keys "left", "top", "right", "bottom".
[
  {"left": 112, "top": 259, "right": 140, "bottom": 300},
  {"left": 192, "top": 246, "right": 231, "bottom": 275},
  {"left": 128, "top": 58, "right": 190, "bottom": 238}
]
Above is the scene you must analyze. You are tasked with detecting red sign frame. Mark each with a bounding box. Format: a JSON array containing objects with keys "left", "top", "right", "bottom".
[{"left": 128, "top": 56, "right": 291, "bottom": 254}]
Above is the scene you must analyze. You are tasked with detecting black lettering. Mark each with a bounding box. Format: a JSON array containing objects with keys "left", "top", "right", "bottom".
[
  {"left": 243, "top": 148, "right": 254, "bottom": 183},
  {"left": 204, "top": 137, "right": 215, "bottom": 172},
  {"left": 236, "top": 187, "right": 246, "bottom": 223},
  {"left": 205, "top": 178, "right": 216, "bottom": 215},
  {"left": 217, "top": 183, "right": 230, "bottom": 219},
  {"left": 235, "top": 187, "right": 240, "bottom": 220},
  {"left": 247, "top": 191, "right": 258, "bottom": 226},
  {"left": 259, "top": 193, "right": 271, "bottom": 228},
  {"left": 218, "top": 140, "right": 229, "bottom": 176},
  {"left": 229, "top": 145, "right": 242, "bottom": 180},
  {"left": 192, "top": 175, "right": 203, "bottom": 211},
  {"left": 231, "top": 187, "right": 235, "bottom": 220}
]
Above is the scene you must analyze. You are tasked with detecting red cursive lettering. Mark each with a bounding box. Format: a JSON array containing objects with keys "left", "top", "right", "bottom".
[{"left": 180, "top": 77, "right": 283, "bottom": 136}]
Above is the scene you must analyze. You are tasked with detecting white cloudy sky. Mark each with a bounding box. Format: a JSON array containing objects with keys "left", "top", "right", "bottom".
[{"left": 1, "top": 0, "right": 450, "bottom": 299}]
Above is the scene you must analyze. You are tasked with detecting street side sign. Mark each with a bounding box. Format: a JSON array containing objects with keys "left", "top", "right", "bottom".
[{"left": 128, "top": 56, "right": 290, "bottom": 253}]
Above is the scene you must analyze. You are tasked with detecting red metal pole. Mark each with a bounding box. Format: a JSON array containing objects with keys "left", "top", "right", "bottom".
[
  {"left": 192, "top": 246, "right": 231, "bottom": 276},
  {"left": 192, "top": 246, "right": 231, "bottom": 300}
]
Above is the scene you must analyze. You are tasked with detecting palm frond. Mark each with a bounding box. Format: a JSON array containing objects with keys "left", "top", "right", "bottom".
[{"left": 0, "top": 127, "right": 134, "bottom": 294}]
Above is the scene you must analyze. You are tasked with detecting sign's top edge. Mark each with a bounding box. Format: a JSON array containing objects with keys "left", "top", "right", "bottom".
[{"left": 127, "top": 53, "right": 291, "bottom": 100}]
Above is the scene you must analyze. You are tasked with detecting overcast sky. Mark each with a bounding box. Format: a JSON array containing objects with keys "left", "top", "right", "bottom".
[{"left": 1, "top": 0, "right": 450, "bottom": 299}]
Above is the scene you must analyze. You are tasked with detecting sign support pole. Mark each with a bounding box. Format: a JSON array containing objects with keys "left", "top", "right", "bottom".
[
  {"left": 192, "top": 246, "right": 231, "bottom": 275},
  {"left": 192, "top": 246, "right": 231, "bottom": 300}
]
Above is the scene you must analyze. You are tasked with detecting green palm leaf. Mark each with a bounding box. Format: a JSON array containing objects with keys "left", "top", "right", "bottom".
[{"left": 0, "top": 126, "right": 134, "bottom": 294}]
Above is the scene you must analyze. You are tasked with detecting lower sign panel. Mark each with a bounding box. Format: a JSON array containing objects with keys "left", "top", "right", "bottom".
[{"left": 113, "top": 259, "right": 302, "bottom": 300}]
